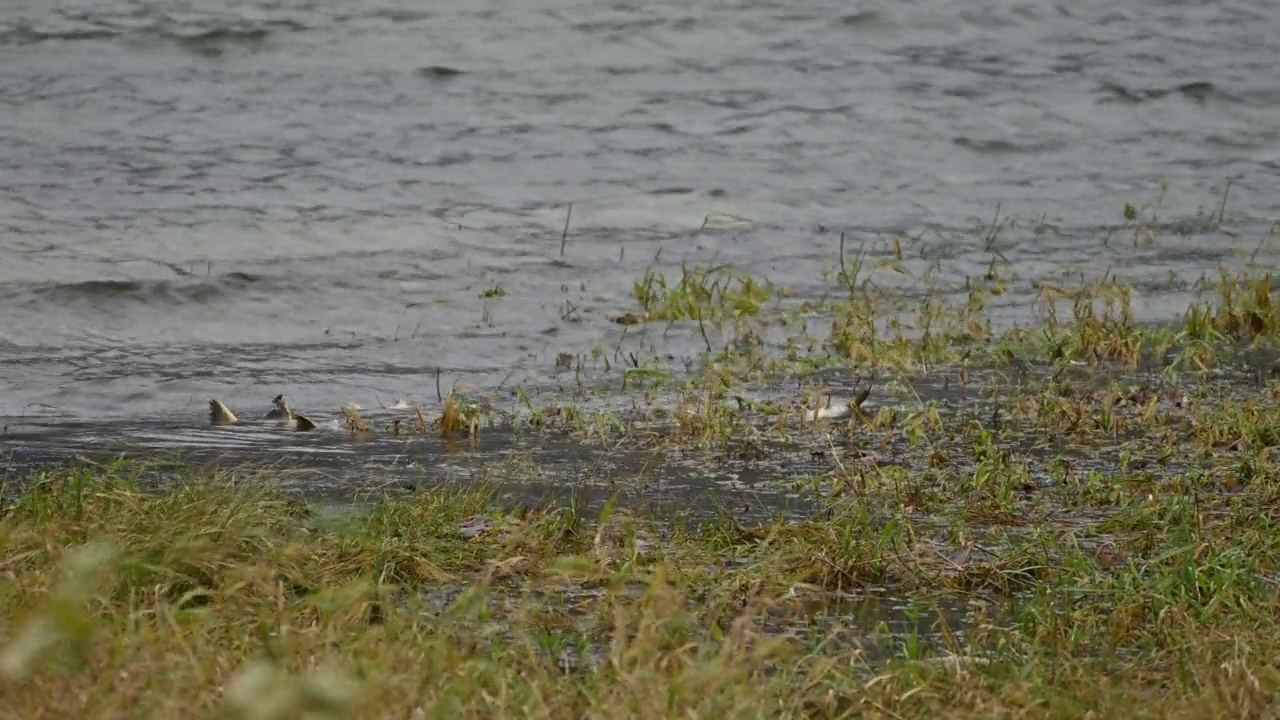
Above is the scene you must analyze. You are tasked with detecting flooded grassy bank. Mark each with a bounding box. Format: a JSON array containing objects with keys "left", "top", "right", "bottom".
[
  {"left": 3, "top": 440, "right": 1280, "bottom": 719},
  {"left": 6, "top": 251, "right": 1280, "bottom": 716}
]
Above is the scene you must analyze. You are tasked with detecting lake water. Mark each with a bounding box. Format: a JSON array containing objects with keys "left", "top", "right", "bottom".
[{"left": 2, "top": 0, "right": 1278, "bottom": 456}]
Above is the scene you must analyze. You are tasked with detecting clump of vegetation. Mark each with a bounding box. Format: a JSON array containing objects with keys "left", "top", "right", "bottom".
[
  {"left": 479, "top": 282, "right": 507, "bottom": 299},
  {"left": 435, "top": 389, "right": 488, "bottom": 438},
  {"left": 631, "top": 263, "right": 772, "bottom": 323},
  {"left": 339, "top": 401, "right": 372, "bottom": 437}
]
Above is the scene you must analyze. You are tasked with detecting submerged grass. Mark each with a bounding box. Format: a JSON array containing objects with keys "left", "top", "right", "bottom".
[{"left": 8, "top": 201, "right": 1280, "bottom": 717}]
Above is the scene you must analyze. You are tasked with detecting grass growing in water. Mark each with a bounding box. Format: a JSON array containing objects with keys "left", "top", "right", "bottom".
[
  {"left": 8, "top": 201, "right": 1280, "bottom": 716},
  {"left": 631, "top": 264, "right": 772, "bottom": 323}
]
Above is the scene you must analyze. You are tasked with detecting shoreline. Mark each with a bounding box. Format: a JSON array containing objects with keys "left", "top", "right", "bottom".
[{"left": 5, "top": 260, "right": 1280, "bottom": 716}]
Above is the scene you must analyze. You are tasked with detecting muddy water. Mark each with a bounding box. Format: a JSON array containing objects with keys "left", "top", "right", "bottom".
[{"left": 2, "top": 0, "right": 1279, "bottom": 473}]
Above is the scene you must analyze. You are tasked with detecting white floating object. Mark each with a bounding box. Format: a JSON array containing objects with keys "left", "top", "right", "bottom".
[{"left": 802, "top": 400, "right": 854, "bottom": 422}]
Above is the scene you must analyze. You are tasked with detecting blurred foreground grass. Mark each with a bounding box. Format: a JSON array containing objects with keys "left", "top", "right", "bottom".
[{"left": 3, "top": 455, "right": 1280, "bottom": 719}]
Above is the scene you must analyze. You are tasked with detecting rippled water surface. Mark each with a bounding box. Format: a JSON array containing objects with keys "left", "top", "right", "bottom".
[{"left": 2, "top": 0, "right": 1279, "bottom": 469}]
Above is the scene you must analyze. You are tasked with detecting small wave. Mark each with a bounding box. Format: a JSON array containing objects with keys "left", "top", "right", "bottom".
[
  {"left": 416, "top": 65, "right": 466, "bottom": 80},
  {"left": 0, "top": 20, "right": 301, "bottom": 48},
  {"left": 168, "top": 25, "right": 284, "bottom": 57},
  {"left": 1098, "top": 81, "right": 1228, "bottom": 105},
  {"left": 601, "top": 66, "right": 648, "bottom": 76},
  {"left": 171, "top": 27, "right": 272, "bottom": 45},
  {"left": 0, "top": 25, "right": 118, "bottom": 45},
  {"left": 838, "top": 10, "right": 884, "bottom": 28},
  {"left": 953, "top": 137, "right": 1063, "bottom": 154},
  {"left": 8, "top": 274, "right": 267, "bottom": 309},
  {"left": 371, "top": 10, "right": 434, "bottom": 23}
]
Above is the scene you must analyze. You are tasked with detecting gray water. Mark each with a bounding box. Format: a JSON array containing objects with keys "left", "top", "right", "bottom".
[{"left": 2, "top": 0, "right": 1279, "bottom": 467}]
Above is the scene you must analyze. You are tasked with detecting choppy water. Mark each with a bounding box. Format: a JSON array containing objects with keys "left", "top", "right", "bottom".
[{"left": 2, "top": 0, "right": 1279, "bottom": 467}]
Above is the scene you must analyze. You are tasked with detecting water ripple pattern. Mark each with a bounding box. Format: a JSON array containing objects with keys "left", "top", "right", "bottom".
[{"left": 1, "top": 0, "right": 1278, "bottom": 426}]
